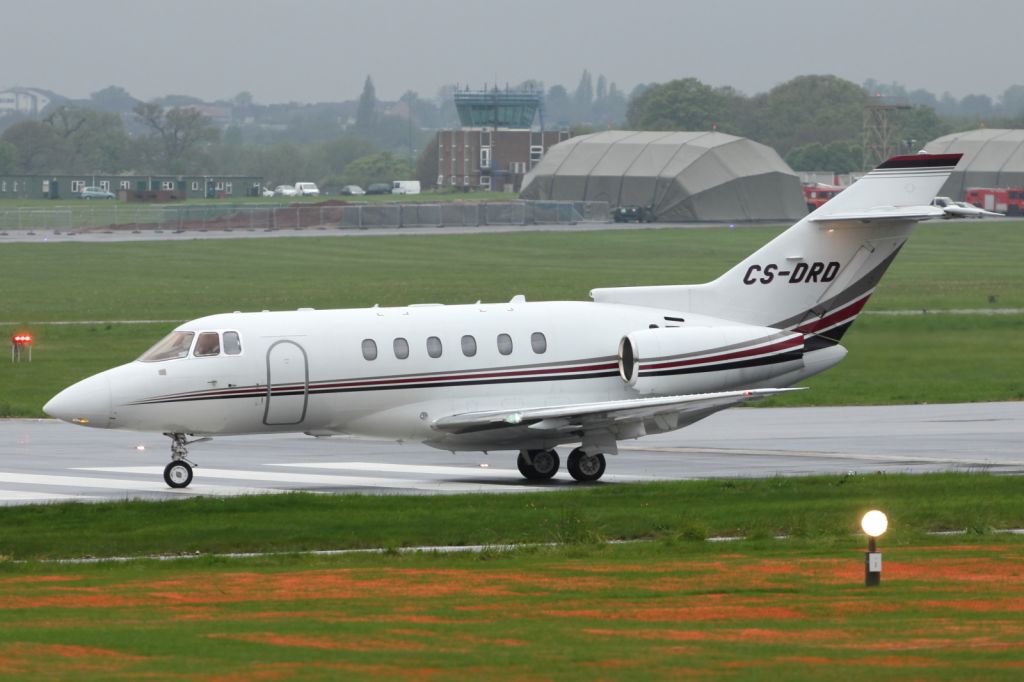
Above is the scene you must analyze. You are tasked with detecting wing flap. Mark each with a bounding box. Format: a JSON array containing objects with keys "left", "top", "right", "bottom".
[{"left": 431, "top": 388, "right": 804, "bottom": 437}]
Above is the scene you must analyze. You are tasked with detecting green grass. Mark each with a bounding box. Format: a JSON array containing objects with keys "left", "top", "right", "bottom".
[
  {"left": 1, "top": 476, "right": 1024, "bottom": 679},
  {"left": 0, "top": 473, "right": 1020, "bottom": 561},
  {"left": 0, "top": 222, "right": 1021, "bottom": 415},
  {"left": 3, "top": 539, "right": 1023, "bottom": 680}
]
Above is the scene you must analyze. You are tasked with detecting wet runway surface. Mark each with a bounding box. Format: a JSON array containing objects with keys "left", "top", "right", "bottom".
[{"left": 1, "top": 402, "right": 1021, "bottom": 504}]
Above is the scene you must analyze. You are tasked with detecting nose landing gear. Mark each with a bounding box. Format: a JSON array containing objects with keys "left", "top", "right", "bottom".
[{"left": 162, "top": 433, "right": 209, "bottom": 489}]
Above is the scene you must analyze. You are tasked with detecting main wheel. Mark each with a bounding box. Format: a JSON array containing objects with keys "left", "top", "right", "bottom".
[
  {"left": 517, "top": 449, "right": 560, "bottom": 480},
  {"left": 163, "top": 460, "right": 193, "bottom": 489},
  {"left": 567, "top": 448, "right": 606, "bottom": 482}
]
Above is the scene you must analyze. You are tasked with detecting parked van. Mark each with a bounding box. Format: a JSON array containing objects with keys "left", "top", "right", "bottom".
[
  {"left": 392, "top": 180, "right": 421, "bottom": 195},
  {"left": 294, "top": 182, "right": 320, "bottom": 196}
]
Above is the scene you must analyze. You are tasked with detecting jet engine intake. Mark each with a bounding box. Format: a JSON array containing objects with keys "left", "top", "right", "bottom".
[{"left": 618, "top": 325, "right": 804, "bottom": 395}]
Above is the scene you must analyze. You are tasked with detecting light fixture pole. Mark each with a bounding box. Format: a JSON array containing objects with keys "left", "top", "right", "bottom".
[{"left": 861, "top": 510, "right": 888, "bottom": 587}]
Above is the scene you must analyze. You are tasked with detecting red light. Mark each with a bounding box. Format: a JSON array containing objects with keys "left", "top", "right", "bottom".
[{"left": 12, "top": 334, "right": 33, "bottom": 345}]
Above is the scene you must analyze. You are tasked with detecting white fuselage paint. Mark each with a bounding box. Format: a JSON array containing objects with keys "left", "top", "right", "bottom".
[{"left": 58, "top": 300, "right": 831, "bottom": 452}]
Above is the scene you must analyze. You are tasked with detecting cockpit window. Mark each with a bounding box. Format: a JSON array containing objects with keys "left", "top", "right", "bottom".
[
  {"left": 138, "top": 331, "right": 195, "bottom": 362},
  {"left": 223, "top": 331, "right": 242, "bottom": 355},
  {"left": 194, "top": 332, "right": 221, "bottom": 357}
]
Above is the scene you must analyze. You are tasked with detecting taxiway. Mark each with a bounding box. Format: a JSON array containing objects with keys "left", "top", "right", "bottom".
[{"left": 1, "top": 401, "right": 1020, "bottom": 505}]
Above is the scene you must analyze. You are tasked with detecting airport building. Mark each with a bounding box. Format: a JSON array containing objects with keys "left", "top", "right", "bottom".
[
  {"left": 0, "top": 174, "right": 264, "bottom": 200},
  {"left": 519, "top": 130, "right": 806, "bottom": 222},
  {"left": 433, "top": 88, "right": 569, "bottom": 192},
  {"left": 924, "top": 128, "right": 1024, "bottom": 199}
]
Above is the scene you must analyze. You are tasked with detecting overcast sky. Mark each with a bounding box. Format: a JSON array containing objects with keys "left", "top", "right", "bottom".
[{"left": 3, "top": 0, "right": 1019, "bottom": 104}]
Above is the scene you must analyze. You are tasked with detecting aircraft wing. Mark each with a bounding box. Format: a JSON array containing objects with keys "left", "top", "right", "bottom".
[{"left": 430, "top": 388, "right": 804, "bottom": 448}]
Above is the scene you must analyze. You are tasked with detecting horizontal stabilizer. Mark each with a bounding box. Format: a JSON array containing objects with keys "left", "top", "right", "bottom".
[{"left": 810, "top": 205, "right": 945, "bottom": 223}]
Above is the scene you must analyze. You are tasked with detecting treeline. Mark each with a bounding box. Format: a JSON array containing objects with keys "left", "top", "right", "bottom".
[
  {"left": 625, "top": 74, "right": 1024, "bottom": 173},
  {"left": 1, "top": 73, "right": 1023, "bottom": 186}
]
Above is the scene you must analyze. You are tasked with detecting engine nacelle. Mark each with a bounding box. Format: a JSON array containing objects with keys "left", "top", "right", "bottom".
[{"left": 618, "top": 325, "right": 805, "bottom": 395}]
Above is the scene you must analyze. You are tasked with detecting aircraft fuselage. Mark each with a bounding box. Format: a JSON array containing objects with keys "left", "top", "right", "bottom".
[{"left": 48, "top": 300, "right": 824, "bottom": 452}]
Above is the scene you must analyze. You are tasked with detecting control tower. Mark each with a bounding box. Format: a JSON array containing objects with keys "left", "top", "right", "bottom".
[
  {"left": 454, "top": 87, "right": 543, "bottom": 129},
  {"left": 436, "top": 86, "right": 566, "bottom": 193}
]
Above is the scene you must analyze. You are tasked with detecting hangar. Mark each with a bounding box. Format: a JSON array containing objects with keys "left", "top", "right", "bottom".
[
  {"left": 925, "top": 128, "right": 1024, "bottom": 199},
  {"left": 518, "top": 130, "right": 806, "bottom": 222}
]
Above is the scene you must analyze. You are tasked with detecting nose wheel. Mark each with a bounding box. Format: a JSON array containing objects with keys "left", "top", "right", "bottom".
[
  {"left": 164, "top": 460, "right": 193, "bottom": 488},
  {"left": 162, "top": 432, "right": 208, "bottom": 489}
]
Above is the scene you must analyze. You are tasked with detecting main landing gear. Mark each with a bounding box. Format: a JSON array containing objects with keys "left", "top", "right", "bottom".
[
  {"left": 517, "top": 448, "right": 607, "bottom": 483},
  {"left": 163, "top": 432, "right": 208, "bottom": 489}
]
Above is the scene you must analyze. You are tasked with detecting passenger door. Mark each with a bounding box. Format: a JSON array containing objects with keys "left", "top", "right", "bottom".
[{"left": 264, "top": 340, "right": 309, "bottom": 425}]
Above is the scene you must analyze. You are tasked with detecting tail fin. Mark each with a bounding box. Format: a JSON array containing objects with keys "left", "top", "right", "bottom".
[{"left": 592, "top": 154, "right": 961, "bottom": 349}]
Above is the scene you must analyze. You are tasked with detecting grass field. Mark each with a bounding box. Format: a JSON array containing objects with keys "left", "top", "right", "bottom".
[
  {"left": 0, "top": 221, "right": 1021, "bottom": 415},
  {"left": 2, "top": 475, "right": 1024, "bottom": 680},
  {"left": 1, "top": 219, "right": 1022, "bottom": 678}
]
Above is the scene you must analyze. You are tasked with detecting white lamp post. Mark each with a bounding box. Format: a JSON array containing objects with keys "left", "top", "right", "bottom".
[{"left": 861, "top": 510, "right": 888, "bottom": 587}]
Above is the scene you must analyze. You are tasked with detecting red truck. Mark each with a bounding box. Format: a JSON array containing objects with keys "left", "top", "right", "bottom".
[
  {"left": 963, "top": 187, "right": 1024, "bottom": 216},
  {"left": 801, "top": 183, "right": 844, "bottom": 212}
]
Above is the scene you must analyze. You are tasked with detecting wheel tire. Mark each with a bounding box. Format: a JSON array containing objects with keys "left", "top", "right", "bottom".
[
  {"left": 164, "top": 461, "right": 193, "bottom": 489},
  {"left": 567, "top": 448, "right": 606, "bottom": 482},
  {"left": 517, "top": 450, "right": 560, "bottom": 480}
]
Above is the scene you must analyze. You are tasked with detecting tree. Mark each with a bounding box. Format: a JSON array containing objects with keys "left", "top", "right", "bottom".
[
  {"left": 545, "top": 85, "right": 572, "bottom": 126},
  {"left": 316, "top": 134, "right": 377, "bottom": 178},
  {"left": 0, "top": 121, "right": 64, "bottom": 173},
  {"left": 1000, "top": 85, "right": 1024, "bottom": 118},
  {"left": 786, "top": 141, "right": 861, "bottom": 173},
  {"left": 960, "top": 93, "right": 993, "bottom": 119},
  {"left": 133, "top": 102, "right": 219, "bottom": 172},
  {"left": 415, "top": 136, "right": 439, "bottom": 189},
  {"left": 748, "top": 75, "right": 867, "bottom": 155},
  {"left": 45, "top": 106, "right": 129, "bottom": 172},
  {"left": 625, "top": 78, "right": 735, "bottom": 132},
  {"left": 356, "top": 75, "right": 378, "bottom": 131},
  {"left": 0, "top": 140, "right": 16, "bottom": 174},
  {"left": 340, "top": 151, "right": 410, "bottom": 188},
  {"left": 892, "top": 106, "right": 948, "bottom": 153},
  {"left": 573, "top": 70, "right": 594, "bottom": 121},
  {"left": 90, "top": 85, "right": 138, "bottom": 113}
]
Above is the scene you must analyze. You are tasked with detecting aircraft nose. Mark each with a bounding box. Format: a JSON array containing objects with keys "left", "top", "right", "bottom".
[{"left": 43, "top": 372, "right": 112, "bottom": 428}]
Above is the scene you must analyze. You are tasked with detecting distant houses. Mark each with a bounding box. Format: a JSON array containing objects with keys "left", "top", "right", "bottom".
[
  {"left": 0, "top": 174, "right": 263, "bottom": 200},
  {"left": 0, "top": 87, "right": 54, "bottom": 118}
]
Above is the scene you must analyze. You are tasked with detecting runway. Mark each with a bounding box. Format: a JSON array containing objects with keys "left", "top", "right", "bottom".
[{"left": 1, "top": 401, "right": 1021, "bottom": 505}]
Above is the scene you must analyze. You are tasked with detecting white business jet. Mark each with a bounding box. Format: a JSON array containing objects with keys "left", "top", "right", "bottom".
[{"left": 45, "top": 154, "right": 961, "bottom": 488}]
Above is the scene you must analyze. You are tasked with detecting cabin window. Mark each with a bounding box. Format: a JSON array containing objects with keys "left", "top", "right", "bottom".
[
  {"left": 426, "top": 336, "right": 443, "bottom": 358},
  {"left": 138, "top": 331, "right": 194, "bottom": 362},
  {"left": 361, "top": 339, "right": 378, "bottom": 361},
  {"left": 223, "top": 331, "right": 242, "bottom": 355},
  {"left": 461, "top": 335, "right": 477, "bottom": 357},
  {"left": 497, "top": 333, "right": 513, "bottom": 356},
  {"left": 531, "top": 332, "right": 547, "bottom": 354},
  {"left": 194, "top": 332, "right": 221, "bottom": 357},
  {"left": 394, "top": 337, "right": 410, "bottom": 360}
]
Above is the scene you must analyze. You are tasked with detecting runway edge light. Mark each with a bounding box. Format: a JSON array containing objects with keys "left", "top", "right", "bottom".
[
  {"left": 861, "top": 510, "right": 888, "bottom": 587},
  {"left": 11, "top": 332, "right": 34, "bottom": 363}
]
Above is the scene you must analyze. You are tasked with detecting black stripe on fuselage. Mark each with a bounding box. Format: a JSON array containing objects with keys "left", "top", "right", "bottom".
[
  {"left": 130, "top": 369, "right": 624, "bottom": 405},
  {"left": 639, "top": 350, "right": 803, "bottom": 378}
]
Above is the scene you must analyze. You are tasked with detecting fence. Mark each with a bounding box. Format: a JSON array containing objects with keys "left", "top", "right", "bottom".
[{"left": 0, "top": 201, "right": 610, "bottom": 232}]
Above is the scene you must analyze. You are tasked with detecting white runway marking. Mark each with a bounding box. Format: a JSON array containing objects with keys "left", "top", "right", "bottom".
[
  {"left": 617, "top": 444, "right": 1001, "bottom": 466},
  {"left": 78, "top": 466, "right": 540, "bottom": 493},
  {"left": 0, "top": 489, "right": 96, "bottom": 503},
  {"left": 268, "top": 461, "right": 654, "bottom": 481},
  {"left": 0, "top": 471, "right": 279, "bottom": 497}
]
